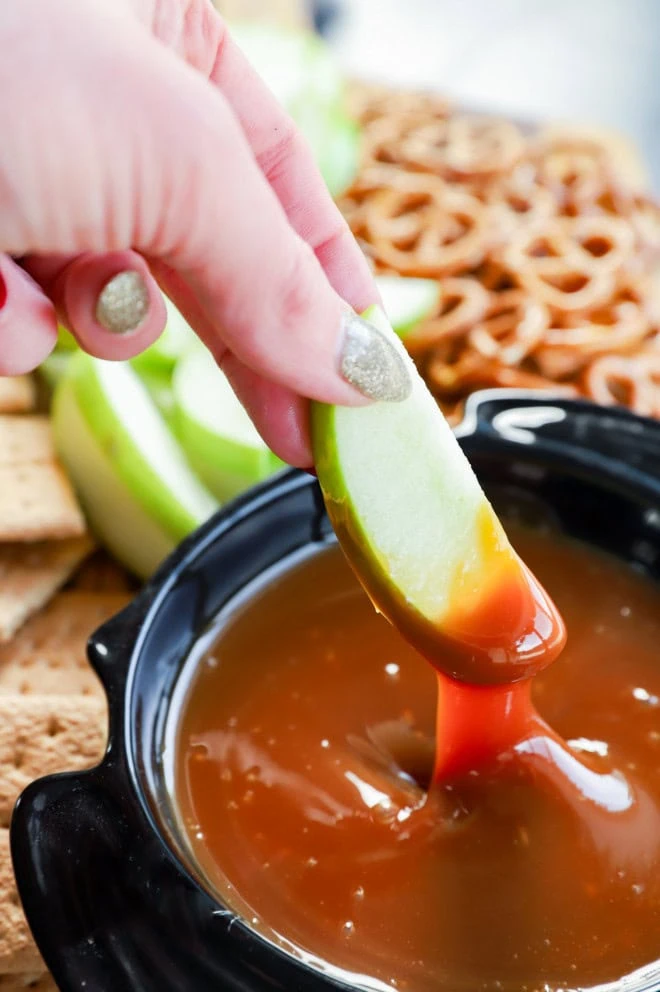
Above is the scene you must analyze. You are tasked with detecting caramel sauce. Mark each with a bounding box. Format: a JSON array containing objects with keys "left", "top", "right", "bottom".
[
  {"left": 328, "top": 501, "right": 565, "bottom": 686},
  {"left": 174, "top": 526, "right": 660, "bottom": 992}
]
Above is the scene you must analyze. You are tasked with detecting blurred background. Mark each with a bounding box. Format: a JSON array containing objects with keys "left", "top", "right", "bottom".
[{"left": 219, "top": 0, "right": 660, "bottom": 188}]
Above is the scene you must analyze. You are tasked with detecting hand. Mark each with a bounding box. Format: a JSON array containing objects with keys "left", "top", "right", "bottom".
[{"left": 0, "top": 0, "right": 390, "bottom": 466}]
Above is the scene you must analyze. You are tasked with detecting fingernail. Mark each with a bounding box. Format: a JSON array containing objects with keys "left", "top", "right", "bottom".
[
  {"left": 95, "top": 271, "right": 149, "bottom": 334},
  {"left": 340, "top": 311, "right": 412, "bottom": 402}
]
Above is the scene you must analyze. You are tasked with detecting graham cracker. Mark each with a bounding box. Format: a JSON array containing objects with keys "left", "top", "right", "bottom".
[
  {"left": 0, "top": 465, "right": 85, "bottom": 542},
  {"left": 0, "top": 695, "right": 107, "bottom": 830},
  {"left": 0, "top": 378, "right": 36, "bottom": 415},
  {"left": 0, "top": 417, "right": 86, "bottom": 542},
  {"left": 0, "top": 591, "right": 130, "bottom": 699},
  {"left": 67, "top": 551, "right": 137, "bottom": 594},
  {"left": 0, "top": 976, "right": 57, "bottom": 991},
  {"left": 0, "top": 829, "right": 44, "bottom": 975},
  {"left": 0, "top": 538, "right": 95, "bottom": 644},
  {"left": 0, "top": 419, "right": 54, "bottom": 467}
]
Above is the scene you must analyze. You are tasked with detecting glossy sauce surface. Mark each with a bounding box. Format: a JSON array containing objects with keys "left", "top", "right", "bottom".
[
  {"left": 332, "top": 502, "right": 566, "bottom": 685},
  {"left": 174, "top": 527, "right": 660, "bottom": 992}
]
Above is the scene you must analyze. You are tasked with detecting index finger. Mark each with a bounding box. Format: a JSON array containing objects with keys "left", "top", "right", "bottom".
[{"left": 150, "top": 2, "right": 377, "bottom": 311}]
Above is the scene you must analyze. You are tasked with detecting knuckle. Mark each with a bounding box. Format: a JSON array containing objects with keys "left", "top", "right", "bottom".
[
  {"left": 277, "top": 244, "right": 320, "bottom": 330},
  {"left": 152, "top": 0, "right": 228, "bottom": 77},
  {"left": 256, "top": 124, "right": 301, "bottom": 186}
]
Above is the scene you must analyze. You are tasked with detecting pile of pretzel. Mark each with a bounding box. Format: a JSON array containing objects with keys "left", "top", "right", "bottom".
[{"left": 341, "top": 84, "right": 660, "bottom": 423}]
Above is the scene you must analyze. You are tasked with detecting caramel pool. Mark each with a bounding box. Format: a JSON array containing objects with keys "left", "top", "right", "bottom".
[{"left": 171, "top": 525, "right": 660, "bottom": 992}]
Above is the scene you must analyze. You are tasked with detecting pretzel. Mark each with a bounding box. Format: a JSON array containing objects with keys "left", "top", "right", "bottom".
[
  {"left": 582, "top": 354, "right": 660, "bottom": 417},
  {"left": 533, "top": 124, "right": 649, "bottom": 192},
  {"left": 428, "top": 346, "right": 579, "bottom": 395},
  {"left": 400, "top": 116, "right": 525, "bottom": 182},
  {"left": 348, "top": 83, "right": 451, "bottom": 127},
  {"left": 627, "top": 195, "right": 660, "bottom": 265},
  {"left": 365, "top": 178, "right": 490, "bottom": 277},
  {"left": 535, "top": 319, "right": 647, "bottom": 381},
  {"left": 361, "top": 116, "right": 422, "bottom": 169},
  {"left": 404, "top": 278, "right": 489, "bottom": 352},
  {"left": 342, "top": 82, "right": 660, "bottom": 422},
  {"left": 468, "top": 290, "right": 549, "bottom": 366},
  {"left": 501, "top": 223, "right": 614, "bottom": 313},
  {"left": 563, "top": 214, "right": 635, "bottom": 272},
  {"left": 534, "top": 148, "right": 608, "bottom": 215},
  {"left": 484, "top": 164, "right": 557, "bottom": 237}
]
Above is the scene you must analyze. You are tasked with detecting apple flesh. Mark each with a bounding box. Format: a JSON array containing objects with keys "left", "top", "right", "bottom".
[
  {"left": 374, "top": 275, "right": 440, "bottom": 338},
  {"left": 172, "top": 348, "right": 283, "bottom": 502},
  {"left": 130, "top": 298, "right": 197, "bottom": 373},
  {"left": 52, "top": 353, "right": 218, "bottom": 577},
  {"left": 311, "top": 306, "right": 554, "bottom": 684}
]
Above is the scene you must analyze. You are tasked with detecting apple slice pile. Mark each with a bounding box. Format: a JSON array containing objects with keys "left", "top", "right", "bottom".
[
  {"left": 172, "top": 348, "right": 284, "bottom": 502},
  {"left": 53, "top": 355, "right": 218, "bottom": 579},
  {"left": 44, "top": 277, "right": 439, "bottom": 577}
]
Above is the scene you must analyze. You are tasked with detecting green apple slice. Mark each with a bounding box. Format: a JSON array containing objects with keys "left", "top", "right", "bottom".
[
  {"left": 232, "top": 23, "right": 342, "bottom": 112},
  {"left": 53, "top": 378, "right": 176, "bottom": 578},
  {"left": 136, "top": 366, "right": 176, "bottom": 423},
  {"left": 173, "top": 348, "right": 283, "bottom": 502},
  {"left": 315, "top": 109, "right": 360, "bottom": 197},
  {"left": 131, "top": 298, "right": 197, "bottom": 373},
  {"left": 56, "top": 324, "right": 78, "bottom": 351},
  {"left": 374, "top": 276, "right": 440, "bottom": 338},
  {"left": 52, "top": 354, "right": 218, "bottom": 578},
  {"left": 232, "top": 22, "right": 358, "bottom": 195},
  {"left": 311, "top": 306, "right": 558, "bottom": 684},
  {"left": 39, "top": 351, "right": 72, "bottom": 388}
]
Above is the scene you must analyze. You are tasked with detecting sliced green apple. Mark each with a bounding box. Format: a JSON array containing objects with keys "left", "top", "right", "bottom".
[
  {"left": 52, "top": 353, "right": 218, "bottom": 578},
  {"left": 173, "top": 348, "right": 283, "bottom": 502},
  {"left": 39, "top": 351, "right": 73, "bottom": 388},
  {"left": 131, "top": 298, "right": 197, "bottom": 373},
  {"left": 232, "top": 22, "right": 359, "bottom": 195},
  {"left": 374, "top": 276, "right": 440, "bottom": 338},
  {"left": 136, "top": 366, "right": 176, "bottom": 423},
  {"left": 53, "top": 379, "right": 175, "bottom": 578},
  {"left": 312, "top": 304, "right": 490, "bottom": 624},
  {"left": 311, "top": 306, "right": 562, "bottom": 684},
  {"left": 314, "top": 108, "right": 360, "bottom": 198},
  {"left": 232, "top": 23, "right": 342, "bottom": 113},
  {"left": 56, "top": 324, "right": 78, "bottom": 351}
]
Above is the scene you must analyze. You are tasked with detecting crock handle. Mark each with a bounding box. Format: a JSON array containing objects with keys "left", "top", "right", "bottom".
[
  {"left": 12, "top": 767, "right": 350, "bottom": 992},
  {"left": 457, "top": 391, "right": 660, "bottom": 498}
]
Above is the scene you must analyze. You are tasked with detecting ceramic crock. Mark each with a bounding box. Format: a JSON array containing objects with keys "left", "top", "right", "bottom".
[{"left": 11, "top": 392, "right": 660, "bottom": 992}]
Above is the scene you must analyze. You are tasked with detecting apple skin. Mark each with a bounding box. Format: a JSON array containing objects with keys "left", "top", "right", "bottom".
[
  {"left": 56, "top": 324, "right": 78, "bottom": 351},
  {"left": 374, "top": 276, "right": 441, "bottom": 338},
  {"left": 39, "top": 352, "right": 72, "bottom": 388},
  {"left": 130, "top": 299, "right": 197, "bottom": 373},
  {"left": 53, "top": 377, "right": 177, "bottom": 579},
  {"left": 136, "top": 366, "right": 177, "bottom": 423},
  {"left": 311, "top": 304, "right": 484, "bottom": 636},
  {"left": 312, "top": 306, "right": 563, "bottom": 685},
  {"left": 174, "top": 405, "right": 284, "bottom": 502},
  {"left": 322, "top": 111, "right": 360, "bottom": 197},
  {"left": 53, "top": 353, "right": 217, "bottom": 576},
  {"left": 172, "top": 348, "right": 285, "bottom": 503},
  {"left": 232, "top": 23, "right": 359, "bottom": 197}
]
